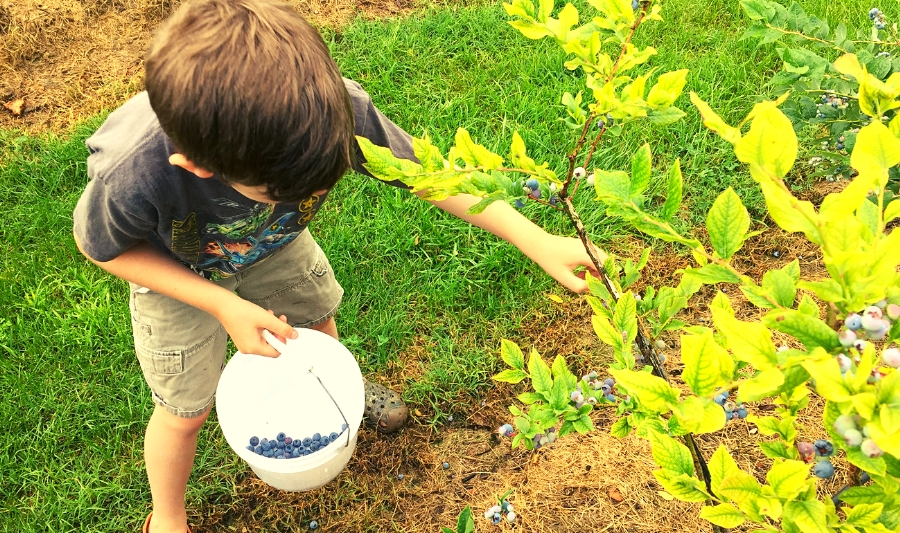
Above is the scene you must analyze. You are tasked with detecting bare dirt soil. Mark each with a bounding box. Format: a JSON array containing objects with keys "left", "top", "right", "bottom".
[{"left": 2, "top": 2, "right": 852, "bottom": 531}]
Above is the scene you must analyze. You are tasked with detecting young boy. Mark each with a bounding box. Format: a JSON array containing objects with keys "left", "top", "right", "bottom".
[{"left": 72, "top": 0, "right": 604, "bottom": 531}]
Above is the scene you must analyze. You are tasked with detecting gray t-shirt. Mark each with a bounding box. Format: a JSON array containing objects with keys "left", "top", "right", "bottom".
[{"left": 74, "top": 78, "right": 414, "bottom": 280}]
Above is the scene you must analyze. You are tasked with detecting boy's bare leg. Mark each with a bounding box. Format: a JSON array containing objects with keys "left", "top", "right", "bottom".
[
  {"left": 144, "top": 404, "right": 211, "bottom": 533},
  {"left": 310, "top": 316, "right": 338, "bottom": 340}
]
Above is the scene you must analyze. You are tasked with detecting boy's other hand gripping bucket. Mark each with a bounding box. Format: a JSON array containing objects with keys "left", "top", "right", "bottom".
[{"left": 215, "top": 328, "right": 364, "bottom": 491}]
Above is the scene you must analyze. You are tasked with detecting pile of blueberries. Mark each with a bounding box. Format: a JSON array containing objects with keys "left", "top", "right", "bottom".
[
  {"left": 483, "top": 500, "right": 516, "bottom": 525},
  {"left": 713, "top": 392, "right": 748, "bottom": 422},
  {"left": 574, "top": 371, "right": 618, "bottom": 406},
  {"left": 871, "top": 7, "right": 887, "bottom": 29},
  {"left": 246, "top": 425, "right": 348, "bottom": 459}
]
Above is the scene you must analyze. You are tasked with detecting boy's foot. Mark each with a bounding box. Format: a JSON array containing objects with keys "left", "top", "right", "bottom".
[
  {"left": 142, "top": 513, "right": 192, "bottom": 533},
  {"left": 363, "top": 380, "right": 408, "bottom": 433}
]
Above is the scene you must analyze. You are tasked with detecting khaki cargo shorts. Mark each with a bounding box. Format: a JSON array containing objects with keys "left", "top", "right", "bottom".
[{"left": 129, "top": 229, "right": 343, "bottom": 418}]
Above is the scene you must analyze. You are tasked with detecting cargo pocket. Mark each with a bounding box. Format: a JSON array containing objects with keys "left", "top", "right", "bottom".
[{"left": 136, "top": 345, "right": 185, "bottom": 375}]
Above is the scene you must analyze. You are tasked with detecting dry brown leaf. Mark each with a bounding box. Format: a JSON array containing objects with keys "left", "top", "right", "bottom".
[
  {"left": 608, "top": 487, "right": 624, "bottom": 502},
  {"left": 4, "top": 98, "right": 24, "bottom": 116}
]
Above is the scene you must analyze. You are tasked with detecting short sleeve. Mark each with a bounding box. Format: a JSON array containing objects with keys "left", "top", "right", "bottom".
[
  {"left": 73, "top": 175, "right": 159, "bottom": 262},
  {"left": 345, "top": 78, "right": 417, "bottom": 188}
]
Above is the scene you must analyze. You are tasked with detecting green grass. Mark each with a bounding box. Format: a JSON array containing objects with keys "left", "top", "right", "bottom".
[{"left": 0, "top": 0, "right": 877, "bottom": 530}]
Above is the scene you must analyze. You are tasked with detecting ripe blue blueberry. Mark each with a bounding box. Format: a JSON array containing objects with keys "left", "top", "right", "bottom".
[
  {"left": 246, "top": 445, "right": 255, "bottom": 452},
  {"left": 291, "top": 449, "right": 300, "bottom": 458},
  {"left": 632, "top": 0, "right": 639, "bottom": 10},
  {"left": 605, "top": 394, "right": 616, "bottom": 402},
  {"left": 525, "top": 178, "right": 539, "bottom": 190},
  {"left": 309, "top": 520, "right": 319, "bottom": 530},
  {"left": 713, "top": 394, "right": 727, "bottom": 406},
  {"left": 249, "top": 436, "right": 260, "bottom": 447},
  {"left": 254, "top": 445, "right": 263, "bottom": 455},
  {"left": 276, "top": 432, "right": 286, "bottom": 442},
  {"left": 514, "top": 199, "right": 526, "bottom": 209},
  {"left": 398, "top": 473, "right": 405, "bottom": 480},
  {"left": 330, "top": 432, "right": 339, "bottom": 441},
  {"left": 303, "top": 437, "right": 312, "bottom": 446},
  {"left": 285, "top": 444, "right": 294, "bottom": 453},
  {"left": 442, "top": 462, "right": 450, "bottom": 469},
  {"left": 813, "top": 460, "right": 835, "bottom": 479},
  {"left": 836, "top": 142, "right": 845, "bottom": 150},
  {"left": 312, "top": 433, "right": 321, "bottom": 441},
  {"left": 341, "top": 423, "right": 349, "bottom": 431},
  {"left": 263, "top": 449, "right": 274, "bottom": 458},
  {"left": 737, "top": 407, "right": 748, "bottom": 419},
  {"left": 845, "top": 314, "right": 863, "bottom": 330},
  {"left": 814, "top": 439, "right": 834, "bottom": 457},
  {"left": 275, "top": 441, "right": 285, "bottom": 450},
  {"left": 276, "top": 455, "right": 286, "bottom": 459}
]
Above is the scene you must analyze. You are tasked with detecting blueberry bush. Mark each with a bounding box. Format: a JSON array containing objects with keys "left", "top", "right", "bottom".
[
  {"left": 358, "top": 0, "right": 900, "bottom": 530},
  {"left": 740, "top": 0, "right": 900, "bottom": 193}
]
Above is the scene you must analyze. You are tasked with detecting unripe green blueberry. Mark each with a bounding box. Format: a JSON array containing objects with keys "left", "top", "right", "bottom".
[
  {"left": 654, "top": 339, "right": 666, "bottom": 350},
  {"left": 843, "top": 428, "right": 863, "bottom": 447},
  {"left": 861, "top": 438, "right": 883, "bottom": 458},
  {"left": 723, "top": 401, "right": 736, "bottom": 413},
  {"left": 833, "top": 414, "right": 858, "bottom": 434},
  {"left": 876, "top": 299, "right": 888, "bottom": 309},
  {"left": 882, "top": 347, "right": 900, "bottom": 367},
  {"left": 837, "top": 354, "right": 852, "bottom": 373},
  {"left": 586, "top": 174, "right": 595, "bottom": 186},
  {"left": 573, "top": 167, "right": 586, "bottom": 179}
]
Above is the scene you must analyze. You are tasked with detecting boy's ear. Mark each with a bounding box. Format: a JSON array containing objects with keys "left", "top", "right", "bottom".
[{"left": 169, "top": 153, "right": 214, "bottom": 178}]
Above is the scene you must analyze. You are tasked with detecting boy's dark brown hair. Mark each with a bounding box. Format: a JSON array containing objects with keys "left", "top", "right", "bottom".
[{"left": 145, "top": 0, "right": 354, "bottom": 202}]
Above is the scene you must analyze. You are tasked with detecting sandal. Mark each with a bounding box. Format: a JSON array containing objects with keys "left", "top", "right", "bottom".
[
  {"left": 363, "top": 379, "right": 408, "bottom": 433},
  {"left": 142, "top": 513, "right": 192, "bottom": 533}
]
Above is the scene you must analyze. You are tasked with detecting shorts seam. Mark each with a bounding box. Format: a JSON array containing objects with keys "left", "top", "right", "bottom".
[
  {"left": 152, "top": 392, "right": 214, "bottom": 419},
  {"left": 294, "top": 292, "right": 343, "bottom": 328}
]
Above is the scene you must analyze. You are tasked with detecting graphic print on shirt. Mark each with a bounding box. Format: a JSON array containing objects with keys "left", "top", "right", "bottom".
[{"left": 173, "top": 194, "right": 325, "bottom": 280}]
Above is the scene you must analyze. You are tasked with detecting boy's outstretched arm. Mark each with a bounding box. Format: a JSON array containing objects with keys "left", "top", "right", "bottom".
[
  {"left": 420, "top": 192, "right": 607, "bottom": 293},
  {"left": 73, "top": 233, "right": 298, "bottom": 357}
]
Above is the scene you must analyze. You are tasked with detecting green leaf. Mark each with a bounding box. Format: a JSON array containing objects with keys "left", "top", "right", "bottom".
[
  {"left": 761, "top": 263, "right": 798, "bottom": 308},
  {"left": 839, "top": 485, "right": 891, "bottom": 506},
  {"left": 653, "top": 470, "right": 709, "bottom": 502},
  {"left": 682, "top": 263, "right": 742, "bottom": 285},
  {"left": 609, "top": 368, "right": 680, "bottom": 412},
  {"left": 802, "top": 357, "right": 854, "bottom": 403},
  {"left": 647, "top": 105, "right": 687, "bottom": 126},
  {"left": 699, "top": 504, "right": 746, "bottom": 528},
  {"left": 507, "top": 18, "right": 556, "bottom": 39},
  {"left": 711, "top": 298, "right": 778, "bottom": 369},
  {"left": 844, "top": 446, "right": 887, "bottom": 477},
  {"left": 549, "top": 375, "right": 570, "bottom": 410},
  {"left": 706, "top": 187, "right": 751, "bottom": 260},
  {"left": 613, "top": 292, "right": 638, "bottom": 346},
  {"left": 528, "top": 349, "right": 553, "bottom": 394},
  {"left": 456, "top": 506, "right": 475, "bottom": 533},
  {"left": 500, "top": 339, "right": 525, "bottom": 370},
  {"left": 797, "top": 279, "right": 844, "bottom": 304},
  {"left": 551, "top": 354, "right": 577, "bottom": 392},
  {"left": 517, "top": 391, "right": 544, "bottom": 404},
  {"left": 648, "top": 431, "right": 694, "bottom": 476},
  {"left": 766, "top": 459, "right": 811, "bottom": 500},
  {"left": 782, "top": 500, "right": 829, "bottom": 533},
  {"left": 758, "top": 441, "right": 796, "bottom": 460},
  {"left": 631, "top": 144, "right": 652, "bottom": 199},
  {"left": 647, "top": 69, "right": 689, "bottom": 108},
  {"left": 681, "top": 330, "right": 735, "bottom": 396},
  {"left": 851, "top": 121, "right": 900, "bottom": 191},
  {"left": 573, "top": 414, "right": 593, "bottom": 433},
  {"left": 356, "top": 136, "right": 424, "bottom": 182},
  {"left": 610, "top": 417, "right": 631, "bottom": 437},
  {"left": 493, "top": 369, "right": 529, "bottom": 384},
  {"left": 660, "top": 159, "right": 683, "bottom": 220},
  {"left": 763, "top": 310, "right": 840, "bottom": 350},
  {"left": 709, "top": 445, "right": 742, "bottom": 496}
]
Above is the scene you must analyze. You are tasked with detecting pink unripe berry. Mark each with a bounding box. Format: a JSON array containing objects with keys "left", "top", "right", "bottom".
[
  {"left": 854, "top": 340, "right": 869, "bottom": 353},
  {"left": 861, "top": 439, "right": 883, "bottom": 458},
  {"left": 883, "top": 347, "right": 900, "bottom": 368},
  {"left": 865, "top": 305, "right": 884, "bottom": 320},
  {"left": 839, "top": 330, "right": 857, "bottom": 347},
  {"left": 862, "top": 313, "right": 884, "bottom": 332},
  {"left": 887, "top": 304, "right": 900, "bottom": 321},
  {"left": 843, "top": 428, "right": 863, "bottom": 446},
  {"left": 797, "top": 441, "right": 815, "bottom": 461},
  {"left": 837, "top": 354, "right": 852, "bottom": 373}
]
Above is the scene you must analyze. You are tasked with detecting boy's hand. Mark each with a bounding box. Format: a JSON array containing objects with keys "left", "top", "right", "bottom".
[
  {"left": 214, "top": 298, "right": 298, "bottom": 357},
  {"left": 524, "top": 233, "right": 606, "bottom": 294}
]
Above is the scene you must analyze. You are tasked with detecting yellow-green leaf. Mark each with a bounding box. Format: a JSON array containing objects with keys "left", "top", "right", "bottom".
[
  {"left": 699, "top": 504, "right": 746, "bottom": 529},
  {"left": 670, "top": 396, "right": 726, "bottom": 434},
  {"left": 711, "top": 298, "right": 778, "bottom": 369},
  {"left": 690, "top": 92, "right": 741, "bottom": 144},
  {"left": 609, "top": 368, "right": 680, "bottom": 412},
  {"left": 681, "top": 330, "right": 734, "bottom": 396},
  {"left": 647, "top": 69, "right": 689, "bottom": 108},
  {"left": 718, "top": 472, "right": 762, "bottom": 503},
  {"left": 653, "top": 470, "right": 709, "bottom": 502},
  {"left": 737, "top": 368, "right": 785, "bottom": 402},
  {"left": 850, "top": 122, "right": 900, "bottom": 192},
  {"left": 709, "top": 445, "right": 742, "bottom": 497},
  {"left": 706, "top": 187, "right": 751, "bottom": 259},
  {"left": 783, "top": 500, "right": 829, "bottom": 533},
  {"left": 766, "top": 459, "right": 810, "bottom": 500},
  {"left": 734, "top": 107, "right": 797, "bottom": 180},
  {"left": 500, "top": 339, "right": 525, "bottom": 370},
  {"left": 528, "top": 348, "right": 553, "bottom": 394}
]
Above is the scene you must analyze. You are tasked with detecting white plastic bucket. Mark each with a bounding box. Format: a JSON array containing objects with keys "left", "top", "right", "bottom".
[{"left": 215, "top": 328, "right": 364, "bottom": 491}]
